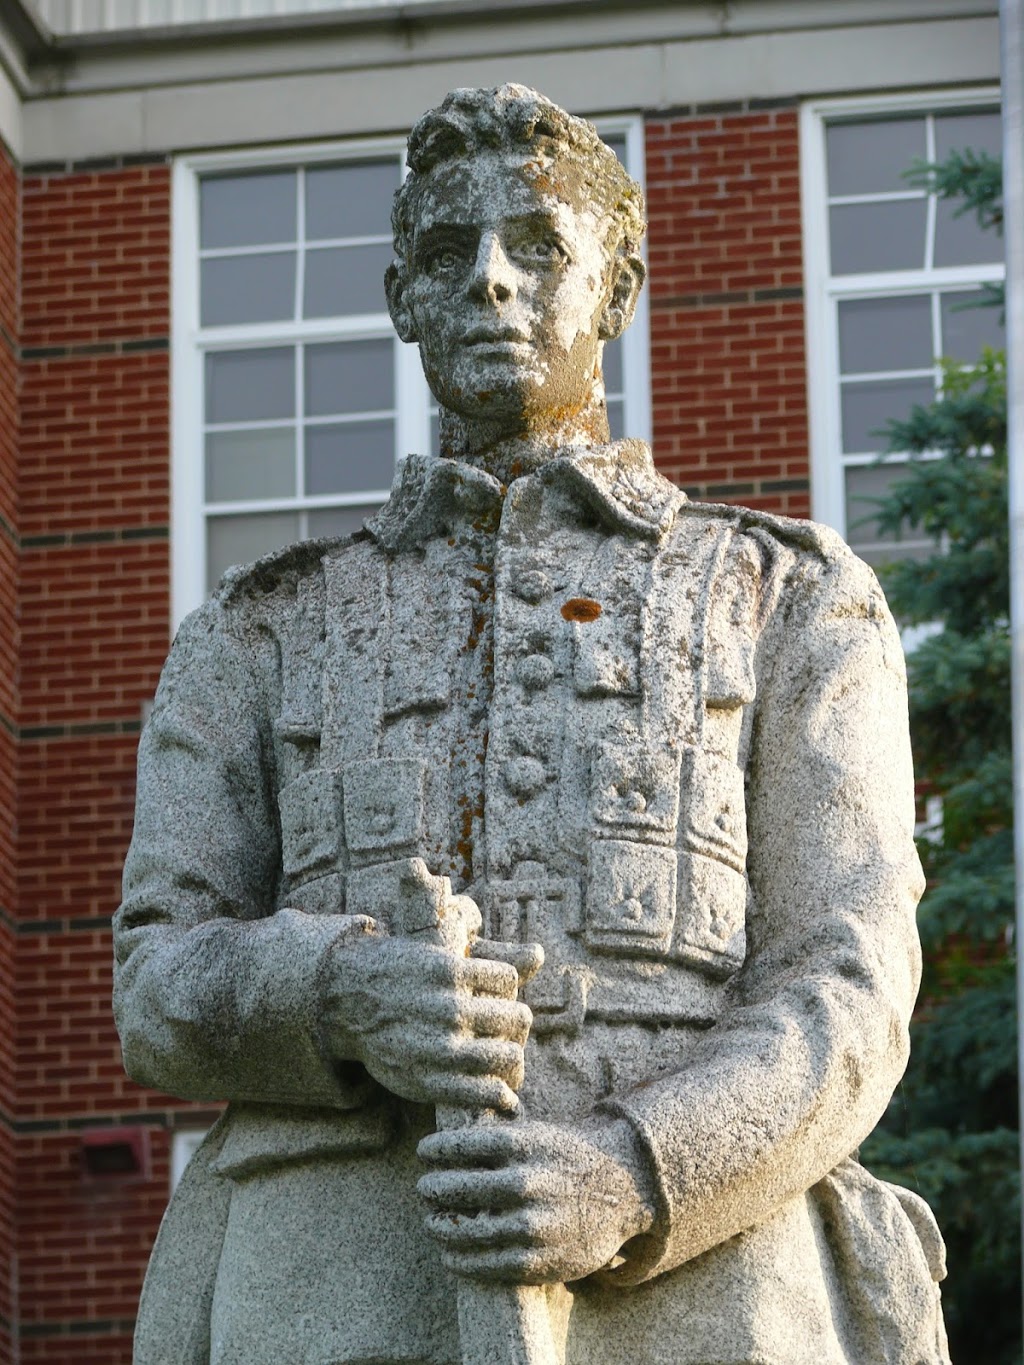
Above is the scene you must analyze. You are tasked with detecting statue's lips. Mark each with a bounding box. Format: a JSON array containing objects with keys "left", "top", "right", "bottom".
[{"left": 461, "top": 328, "right": 531, "bottom": 352}]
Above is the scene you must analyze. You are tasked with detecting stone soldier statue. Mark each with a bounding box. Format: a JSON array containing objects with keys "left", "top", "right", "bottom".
[{"left": 114, "top": 84, "right": 950, "bottom": 1364}]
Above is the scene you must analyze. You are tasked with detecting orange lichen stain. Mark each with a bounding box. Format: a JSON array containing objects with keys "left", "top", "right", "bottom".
[
  {"left": 561, "top": 598, "right": 603, "bottom": 623},
  {"left": 456, "top": 802, "right": 475, "bottom": 883}
]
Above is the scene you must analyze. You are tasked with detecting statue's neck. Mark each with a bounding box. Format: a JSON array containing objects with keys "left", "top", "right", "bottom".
[{"left": 437, "top": 392, "right": 611, "bottom": 487}]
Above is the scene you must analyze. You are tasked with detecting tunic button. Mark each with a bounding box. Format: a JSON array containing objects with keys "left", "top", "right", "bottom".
[
  {"left": 516, "top": 654, "right": 555, "bottom": 691},
  {"left": 618, "top": 897, "right": 646, "bottom": 924},
  {"left": 504, "top": 756, "right": 547, "bottom": 798},
  {"left": 511, "top": 569, "right": 552, "bottom": 604}
]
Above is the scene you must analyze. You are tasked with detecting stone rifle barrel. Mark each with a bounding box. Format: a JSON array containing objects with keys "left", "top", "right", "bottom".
[{"left": 390, "top": 857, "right": 561, "bottom": 1365}]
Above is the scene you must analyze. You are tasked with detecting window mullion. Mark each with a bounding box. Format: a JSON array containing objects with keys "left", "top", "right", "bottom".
[
  {"left": 296, "top": 344, "right": 305, "bottom": 502},
  {"left": 924, "top": 114, "right": 937, "bottom": 272}
]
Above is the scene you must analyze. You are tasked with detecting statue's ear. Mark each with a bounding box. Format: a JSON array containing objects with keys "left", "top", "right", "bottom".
[
  {"left": 598, "top": 255, "right": 646, "bottom": 341},
  {"left": 385, "top": 260, "right": 418, "bottom": 343}
]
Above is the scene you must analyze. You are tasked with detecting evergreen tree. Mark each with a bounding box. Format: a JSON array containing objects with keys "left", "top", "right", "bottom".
[{"left": 859, "top": 149, "right": 1018, "bottom": 1364}]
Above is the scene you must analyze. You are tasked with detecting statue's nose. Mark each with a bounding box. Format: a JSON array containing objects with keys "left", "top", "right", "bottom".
[{"left": 468, "top": 231, "right": 516, "bottom": 304}]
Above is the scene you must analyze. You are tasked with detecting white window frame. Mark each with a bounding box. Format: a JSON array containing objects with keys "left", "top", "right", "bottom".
[
  {"left": 800, "top": 87, "right": 1003, "bottom": 541},
  {"left": 170, "top": 117, "right": 651, "bottom": 629}
]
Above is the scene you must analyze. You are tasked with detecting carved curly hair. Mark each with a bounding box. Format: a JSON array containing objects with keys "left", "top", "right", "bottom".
[{"left": 391, "top": 84, "right": 646, "bottom": 269}]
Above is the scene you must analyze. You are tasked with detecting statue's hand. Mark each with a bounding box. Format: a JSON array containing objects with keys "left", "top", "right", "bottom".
[
  {"left": 416, "top": 1115, "right": 657, "bottom": 1284},
  {"left": 322, "top": 928, "right": 539, "bottom": 1113}
]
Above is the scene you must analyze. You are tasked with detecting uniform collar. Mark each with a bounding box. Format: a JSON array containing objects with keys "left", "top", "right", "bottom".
[{"left": 365, "top": 439, "right": 686, "bottom": 553}]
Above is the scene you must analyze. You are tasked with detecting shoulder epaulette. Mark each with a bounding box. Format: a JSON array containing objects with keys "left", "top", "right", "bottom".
[
  {"left": 676, "top": 499, "right": 847, "bottom": 564},
  {"left": 217, "top": 531, "right": 369, "bottom": 607}
]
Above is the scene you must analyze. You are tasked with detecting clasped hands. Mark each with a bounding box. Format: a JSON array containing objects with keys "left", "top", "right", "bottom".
[{"left": 324, "top": 918, "right": 655, "bottom": 1284}]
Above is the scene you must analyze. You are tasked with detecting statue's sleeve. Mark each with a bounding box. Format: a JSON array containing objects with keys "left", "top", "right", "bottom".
[
  {"left": 113, "top": 601, "right": 365, "bottom": 1109},
  {"left": 603, "top": 547, "right": 925, "bottom": 1280}
]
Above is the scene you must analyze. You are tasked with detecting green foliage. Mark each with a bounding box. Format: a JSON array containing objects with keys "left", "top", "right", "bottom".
[
  {"left": 859, "top": 150, "right": 1018, "bottom": 1364},
  {"left": 906, "top": 148, "right": 1004, "bottom": 310}
]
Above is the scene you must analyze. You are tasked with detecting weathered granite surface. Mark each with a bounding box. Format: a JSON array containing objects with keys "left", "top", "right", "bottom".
[{"left": 114, "top": 84, "right": 950, "bottom": 1364}]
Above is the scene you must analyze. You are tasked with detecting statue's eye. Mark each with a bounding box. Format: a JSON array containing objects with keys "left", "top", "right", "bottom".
[
  {"left": 425, "top": 247, "right": 463, "bottom": 273},
  {"left": 528, "top": 238, "right": 566, "bottom": 261}
]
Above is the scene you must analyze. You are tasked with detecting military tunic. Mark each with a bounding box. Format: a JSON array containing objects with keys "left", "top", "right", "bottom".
[{"left": 114, "top": 440, "right": 948, "bottom": 1364}]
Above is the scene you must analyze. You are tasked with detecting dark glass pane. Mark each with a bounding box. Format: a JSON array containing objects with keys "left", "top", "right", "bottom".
[
  {"left": 826, "top": 118, "right": 926, "bottom": 197},
  {"left": 841, "top": 376, "right": 936, "bottom": 453},
  {"left": 201, "top": 252, "right": 296, "bottom": 326},
  {"left": 845, "top": 461, "right": 934, "bottom": 563},
  {"left": 200, "top": 170, "right": 297, "bottom": 249},
  {"left": 607, "top": 398, "right": 625, "bottom": 442},
  {"left": 939, "top": 290, "right": 1005, "bottom": 360},
  {"left": 305, "top": 339, "right": 393, "bottom": 417},
  {"left": 602, "top": 134, "right": 627, "bottom": 166},
  {"left": 934, "top": 111, "right": 1002, "bottom": 162},
  {"left": 308, "top": 505, "right": 378, "bottom": 539},
  {"left": 205, "top": 429, "right": 295, "bottom": 503},
  {"left": 207, "top": 511, "right": 300, "bottom": 592},
  {"left": 205, "top": 348, "right": 295, "bottom": 424},
  {"left": 303, "top": 243, "right": 393, "bottom": 317},
  {"left": 603, "top": 338, "right": 624, "bottom": 393},
  {"left": 829, "top": 201, "right": 927, "bottom": 274},
  {"left": 305, "top": 419, "right": 395, "bottom": 495},
  {"left": 934, "top": 196, "right": 1004, "bottom": 267},
  {"left": 837, "top": 296, "right": 933, "bottom": 374},
  {"left": 305, "top": 160, "right": 400, "bottom": 241}
]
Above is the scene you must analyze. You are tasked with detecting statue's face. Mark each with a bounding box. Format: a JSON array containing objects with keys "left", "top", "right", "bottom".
[{"left": 397, "top": 147, "right": 618, "bottom": 428}]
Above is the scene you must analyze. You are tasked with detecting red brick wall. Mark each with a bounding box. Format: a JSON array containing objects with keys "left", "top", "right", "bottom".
[
  {"left": 12, "top": 159, "right": 177, "bottom": 1363},
  {"left": 646, "top": 104, "right": 811, "bottom": 519},
  {"left": 0, "top": 136, "right": 19, "bottom": 1365}
]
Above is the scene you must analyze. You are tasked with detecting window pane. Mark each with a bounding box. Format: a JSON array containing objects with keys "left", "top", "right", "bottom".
[
  {"left": 205, "top": 348, "right": 295, "bottom": 424},
  {"left": 305, "top": 161, "right": 400, "bottom": 241},
  {"left": 303, "top": 243, "right": 394, "bottom": 317},
  {"left": 305, "top": 339, "right": 393, "bottom": 417},
  {"left": 934, "top": 111, "right": 1002, "bottom": 163},
  {"left": 933, "top": 196, "right": 1003, "bottom": 267},
  {"left": 940, "top": 290, "right": 1005, "bottom": 360},
  {"left": 837, "top": 296, "right": 933, "bottom": 374},
  {"left": 603, "top": 134, "right": 627, "bottom": 165},
  {"left": 305, "top": 419, "right": 395, "bottom": 495},
  {"left": 201, "top": 252, "right": 296, "bottom": 326},
  {"left": 845, "top": 462, "right": 933, "bottom": 564},
  {"left": 607, "top": 398, "right": 625, "bottom": 442},
  {"left": 826, "top": 118, "right": 926, "bottom": 196},
  {"left": 829, "top": 201, "right": 927, "bottom": 274},
  {"left": 206, "top": 429, "right": 296, "bottom": 503},
  {"left": 207, "top": 511, "right": 300, "bottom": 592},
  {"left": 308, "top": 505, "right": 377, "bottom": 539},
  {"left": 603, "top": 338, "right": 624, "bottom": 393},
  {"left": 200, "top": 170, "right": 297, "bottom": 249},
  {"left": 841, "top": 376, "right": 936, "bottom": 453}
]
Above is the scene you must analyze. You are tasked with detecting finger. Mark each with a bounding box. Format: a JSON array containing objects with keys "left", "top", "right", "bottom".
[
  {"left": 451, "top": 1038, "right": 525, "bottom": 1089},
  {"left": 414, "top": 1035, "right": 524, "bottom": 1088},
  {"left": 454, "top": 955, "right": 520, "bottom": 999},
  {"left": 437, "top": 1247, "right": 555, "bottom": 1285},
  {"left": 418, "top": 1122, "right": 530, "bottom": 1167},
  {"left": 416, "top": 992, "right": 531, "bottom": 1044},
  {"left": 418, "top": 1167, "right": 529, "bottom": 1212},
  {"left": 423, "top": 1209, "right": 536, "bottom": 1249},
  {"left": 458, "top": 996, "right": 533, "bottom": 1045},
  {"left": 421, "top": 1073, "right": 520, "bottom": 1116},
  {"left": 471, "top": 940, "right": 545, "bottom": 989}
]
